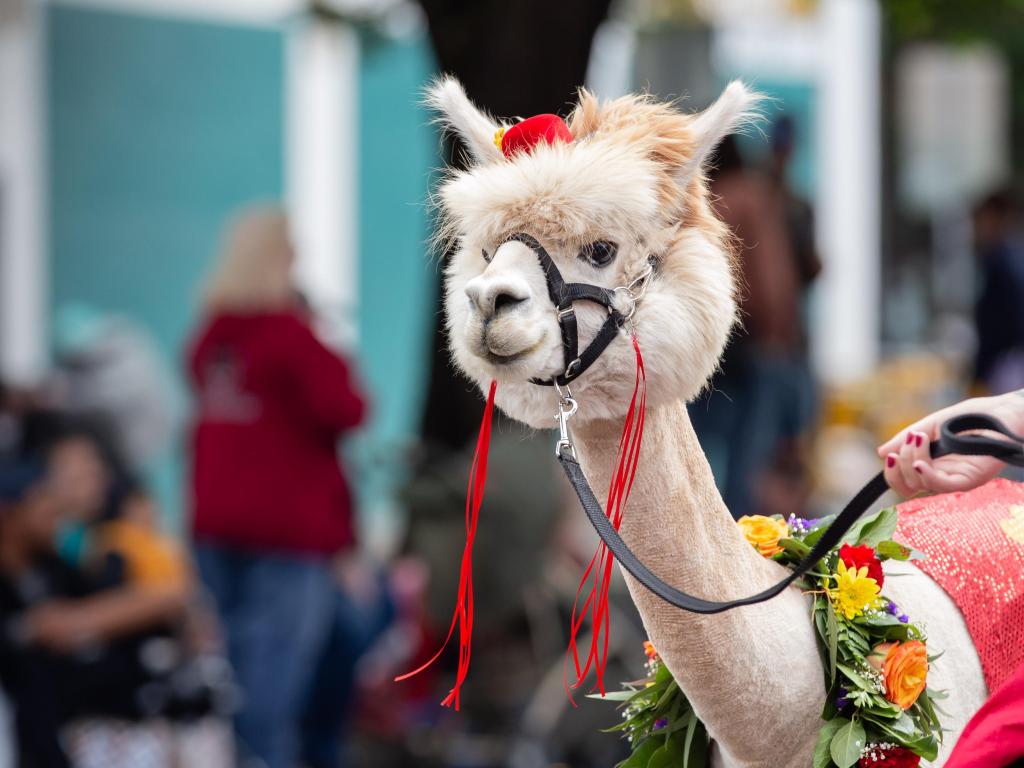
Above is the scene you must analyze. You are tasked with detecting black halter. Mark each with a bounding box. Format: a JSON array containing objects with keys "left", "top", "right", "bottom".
[{"left": 500, "top": 233, "right": 629, "bottom": 388}]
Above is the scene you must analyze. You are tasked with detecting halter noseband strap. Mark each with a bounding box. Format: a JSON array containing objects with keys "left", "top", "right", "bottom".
[{"left": 502, "top": 232, "right": 628, "bottom": 388}]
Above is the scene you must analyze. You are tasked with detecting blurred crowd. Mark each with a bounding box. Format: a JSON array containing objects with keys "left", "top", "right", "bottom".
[{"left": 0, "top": 207, "right": 396, "bottom": 768}]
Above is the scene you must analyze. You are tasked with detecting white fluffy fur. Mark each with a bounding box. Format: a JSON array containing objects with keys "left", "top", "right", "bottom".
[
  {"left": 678, "top": 80, "right": 762, "bottom": 188},
  {"left": 425, "top": 77, "right": 504, "bottom": 165},
  {"left": 428, "top": 78, "right": 988, "bottom": 764},
  {"left": 436, "top": 83, "right": 745, "bottom": 427}
]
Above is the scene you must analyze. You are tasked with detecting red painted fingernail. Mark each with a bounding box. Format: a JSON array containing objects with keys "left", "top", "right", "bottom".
[
  {"left": 915, "top": 434, "right": 923, "bottom": 447},
  {"left": 905, "top": 433, "right": 913, "bottom": 445},
  {"left": 887, "top": 456, "right": 895, "bottom": 468}
]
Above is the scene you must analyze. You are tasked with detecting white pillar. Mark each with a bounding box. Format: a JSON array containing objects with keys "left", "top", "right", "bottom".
[
  {"left": 0, "top": 0, "right": 47, "bottom": 385},
  {"left": 286, "top": 17, "right": 359, "bottom": 346},
  {"left": 812, "top": 0, "right": 881, "bottom": 384}
]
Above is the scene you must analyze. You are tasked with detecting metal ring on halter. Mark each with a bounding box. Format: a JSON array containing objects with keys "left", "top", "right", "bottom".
[
  {"left": 613, "top": 264, "right": 655, "bottom": 322},
  {"left": 553, "top": 379, "right": 573, "bottom": 405}
]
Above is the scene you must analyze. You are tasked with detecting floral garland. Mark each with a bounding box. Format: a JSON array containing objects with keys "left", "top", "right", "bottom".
[{"left": 599, "top": 507, "right": 946, "bottom": 768}]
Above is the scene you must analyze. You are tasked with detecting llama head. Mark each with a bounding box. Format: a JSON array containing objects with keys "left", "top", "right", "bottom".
[{"left": 431, "top": 77, "right": 759, "bottom": 429}]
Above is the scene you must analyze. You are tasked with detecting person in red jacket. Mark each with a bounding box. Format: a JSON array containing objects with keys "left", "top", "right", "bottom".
[{"left": 186, "top": 207, "right": 366, "bottom": 768}]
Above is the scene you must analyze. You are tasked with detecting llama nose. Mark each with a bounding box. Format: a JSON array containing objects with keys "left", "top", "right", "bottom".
[{"left": 465, "top": 278, "right": 530, "bottom": 319}]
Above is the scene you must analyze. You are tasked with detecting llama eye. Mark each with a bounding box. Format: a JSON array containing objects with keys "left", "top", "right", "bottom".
[
  {"left": 579, "top": 241, "right": 618, "bottom": 268},
  {"left": 481, "top": 248, "right": 491, "bottom": 263}
]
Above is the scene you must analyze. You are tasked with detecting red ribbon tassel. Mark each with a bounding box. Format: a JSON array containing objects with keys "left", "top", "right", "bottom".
[
  {"left": 565, "top": 335, "right": 646, "bottom": 701},
  {"left": 394, "top": 380, "right": 497, "bottom": 710}
]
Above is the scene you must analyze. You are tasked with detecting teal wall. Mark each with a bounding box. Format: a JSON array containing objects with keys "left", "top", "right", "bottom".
[
  {"left": 356, "top": 35, "right": 436, "bottom": 491},
  {"left": 724, "top": 76, "right": 817, "bottom": 200},
  {"left": 48, "top": 4, "right": 285, "bottom": 357},
  {"left": 46, "top": 4, "right": 438, "bottom": 523}
]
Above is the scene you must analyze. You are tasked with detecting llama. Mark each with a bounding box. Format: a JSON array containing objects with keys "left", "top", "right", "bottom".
[{"left": 427, "top": 76, "right": 987, "bottom": 767}]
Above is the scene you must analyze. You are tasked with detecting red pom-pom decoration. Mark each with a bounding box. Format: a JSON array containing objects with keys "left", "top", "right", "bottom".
[
  {"left": 858, "top": 744, "right": 921, "bottom": 768},
  {"left": 500, "top": 114, "right": 573, "bottom": 158},
  {"left": 840, "top": 544, "right": 885, "bottom": 588}
]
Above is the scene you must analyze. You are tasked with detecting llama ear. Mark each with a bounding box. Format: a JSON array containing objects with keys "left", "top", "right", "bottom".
[
  {"left": 425, "top": 76, "right": 504, "bottom": 165},
  {"left": 678, "top": 80, "right": 761, "bottom": 186}
]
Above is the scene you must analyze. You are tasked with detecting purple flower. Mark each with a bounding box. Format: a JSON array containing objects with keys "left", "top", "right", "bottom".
[
  {"left": 653, "top": 718, "right": 668, "bottom": 731},
  {"left": 786, "top": 515, "right": 821, "bottom": 534},
  {"left": 885, "top": 600, "right": 910, "bottom": 623},
  {"left": 835, "top": 687, "right": 850, "bottom": 709}
]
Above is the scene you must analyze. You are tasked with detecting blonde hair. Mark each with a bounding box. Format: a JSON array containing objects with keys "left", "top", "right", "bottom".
[{"left": 203, "top": 206, "right": 295, "bottom": 313}]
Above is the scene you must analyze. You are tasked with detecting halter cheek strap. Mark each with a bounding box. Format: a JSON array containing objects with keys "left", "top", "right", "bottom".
[{"left": 501, "top": 233, "right": 628, "bottom": 387}]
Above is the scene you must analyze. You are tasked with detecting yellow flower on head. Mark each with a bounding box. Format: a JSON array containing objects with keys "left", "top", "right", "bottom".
[
  {"left": 830, "top": 560, "right": 881, "bottom": 619},
  {"left": 737, "top": 515, "right": 790, "bottom": 557},
  {"left": 493, "top": 126, "right": 506, "bottom": 150}
]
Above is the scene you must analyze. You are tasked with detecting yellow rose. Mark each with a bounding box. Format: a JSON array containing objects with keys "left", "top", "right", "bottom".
[
  {"left": 737, "top": 515, "right": 790, "bottom": 557},
  {"left": 881, "top": 640, "right": 929, "bottom": 709}
]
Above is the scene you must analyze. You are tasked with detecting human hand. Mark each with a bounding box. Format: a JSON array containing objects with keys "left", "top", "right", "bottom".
[{"left": 877, "top": 391, "right": 1024, "bottom": 497}]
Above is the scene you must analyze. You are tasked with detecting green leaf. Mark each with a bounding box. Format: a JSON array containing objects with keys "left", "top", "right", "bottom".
[
  {"left": 616, "top": 737, "right": 660, "bottom": 768},
  {"left": 804, "top": 516, "right": 836, "bottom": 547},
  {"left": 813, "top": 717, "right": 848, "bottom": 768},
  {"left": 589, "top": 690, "right": 637, "bottom": 702},
  {"left": 835, "top": 662, "right": 875, "bottom": 692},
  {"left": 780, "top": 537, "right": 811, "bottom": 560},
  {"left": 876, "top": 540, "right": 924, "bottom": 561},
  {"left": 647, "top": 735, "right": 684, "bottom": 768},
  {"left": 826, "top": 603, "right": 839, "bottom": 681},
  {"left": 839, "top": 509, "right": 885, "bottom": 546},
  {"left": 682, "top": 715, "right": 709, "bottom": 768},
  {"left": 830, "top": 719, "right": 866, "bottom": 768},
  {"left": 856, "top": 508, "right": 898, "bottom": 547}
]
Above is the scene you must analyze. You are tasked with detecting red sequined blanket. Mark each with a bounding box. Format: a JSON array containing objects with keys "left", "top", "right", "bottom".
[{"left": 895, "top": 478, "right": 1024, "bottom": 691}]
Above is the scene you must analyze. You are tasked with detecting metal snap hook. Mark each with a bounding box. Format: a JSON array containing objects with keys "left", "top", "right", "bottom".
[{"left": 553, "top": 391, "right": 578, "bottom": 459}]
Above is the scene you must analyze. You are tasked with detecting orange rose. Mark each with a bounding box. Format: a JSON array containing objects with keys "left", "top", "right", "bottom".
[
  {"left": 881, "top": 640, "right": 929, "bottom": 709},
  {"left": 737, "top": 515, "right": 790, "bottom": 557}
]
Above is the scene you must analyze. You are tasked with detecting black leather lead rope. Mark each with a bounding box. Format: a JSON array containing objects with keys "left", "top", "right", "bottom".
[{"left": 559, "top": 412, "right": 1024, "bottom": 614}]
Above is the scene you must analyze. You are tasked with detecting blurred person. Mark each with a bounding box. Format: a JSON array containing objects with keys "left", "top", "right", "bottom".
[
  {"left": 0, "top": 382, "right": 64, "bottom": 463},
  {"left": 47, "top": 426, "right": 190, "bottom": 597},
  {"left": 186, "top": 207, "right": 367, "bottom": 768},
  {"left": 877, "top": 391, "right": 1024, "bottom": 768},
  {"left": 689, "top": 134, "right": 819, "bottom": 518},
  {"left": 0, "top": 460, "right": 187, "bottom": 768},
  {"left": 973, "top": 188, "right": 1024, "bottom": 394},
  {"left": 52, "top": 303, "right": 182, "bottom": 471}
]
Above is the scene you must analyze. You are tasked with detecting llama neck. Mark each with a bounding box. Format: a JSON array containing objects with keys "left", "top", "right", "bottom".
[{"left": 573, "top": 399, "right": 823, "bottom": 766}]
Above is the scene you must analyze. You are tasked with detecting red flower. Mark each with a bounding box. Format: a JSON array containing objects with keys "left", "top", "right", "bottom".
[
  {"left": 839, "top": 544, "right": 884, "bottom": 588},
  {"left": 858, "top": 745, "right": 920, "bottom": 768}
]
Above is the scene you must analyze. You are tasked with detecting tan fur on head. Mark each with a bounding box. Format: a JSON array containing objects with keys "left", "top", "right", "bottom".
[{"left": 429, "top": 77, "right": 761, "bottom": 428}]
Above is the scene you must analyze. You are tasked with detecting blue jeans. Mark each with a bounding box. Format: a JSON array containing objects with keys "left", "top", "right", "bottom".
[
  {"left": 300, "top": 574, "right": 395, "bottom": 768},
  {"left": 195, "top": 543, "right": 333, "bottom": 768}
]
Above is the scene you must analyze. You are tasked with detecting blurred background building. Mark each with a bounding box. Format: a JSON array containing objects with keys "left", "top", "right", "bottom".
[{"left": 0, "top": 0, "right": 1022, "bottom": 766}]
